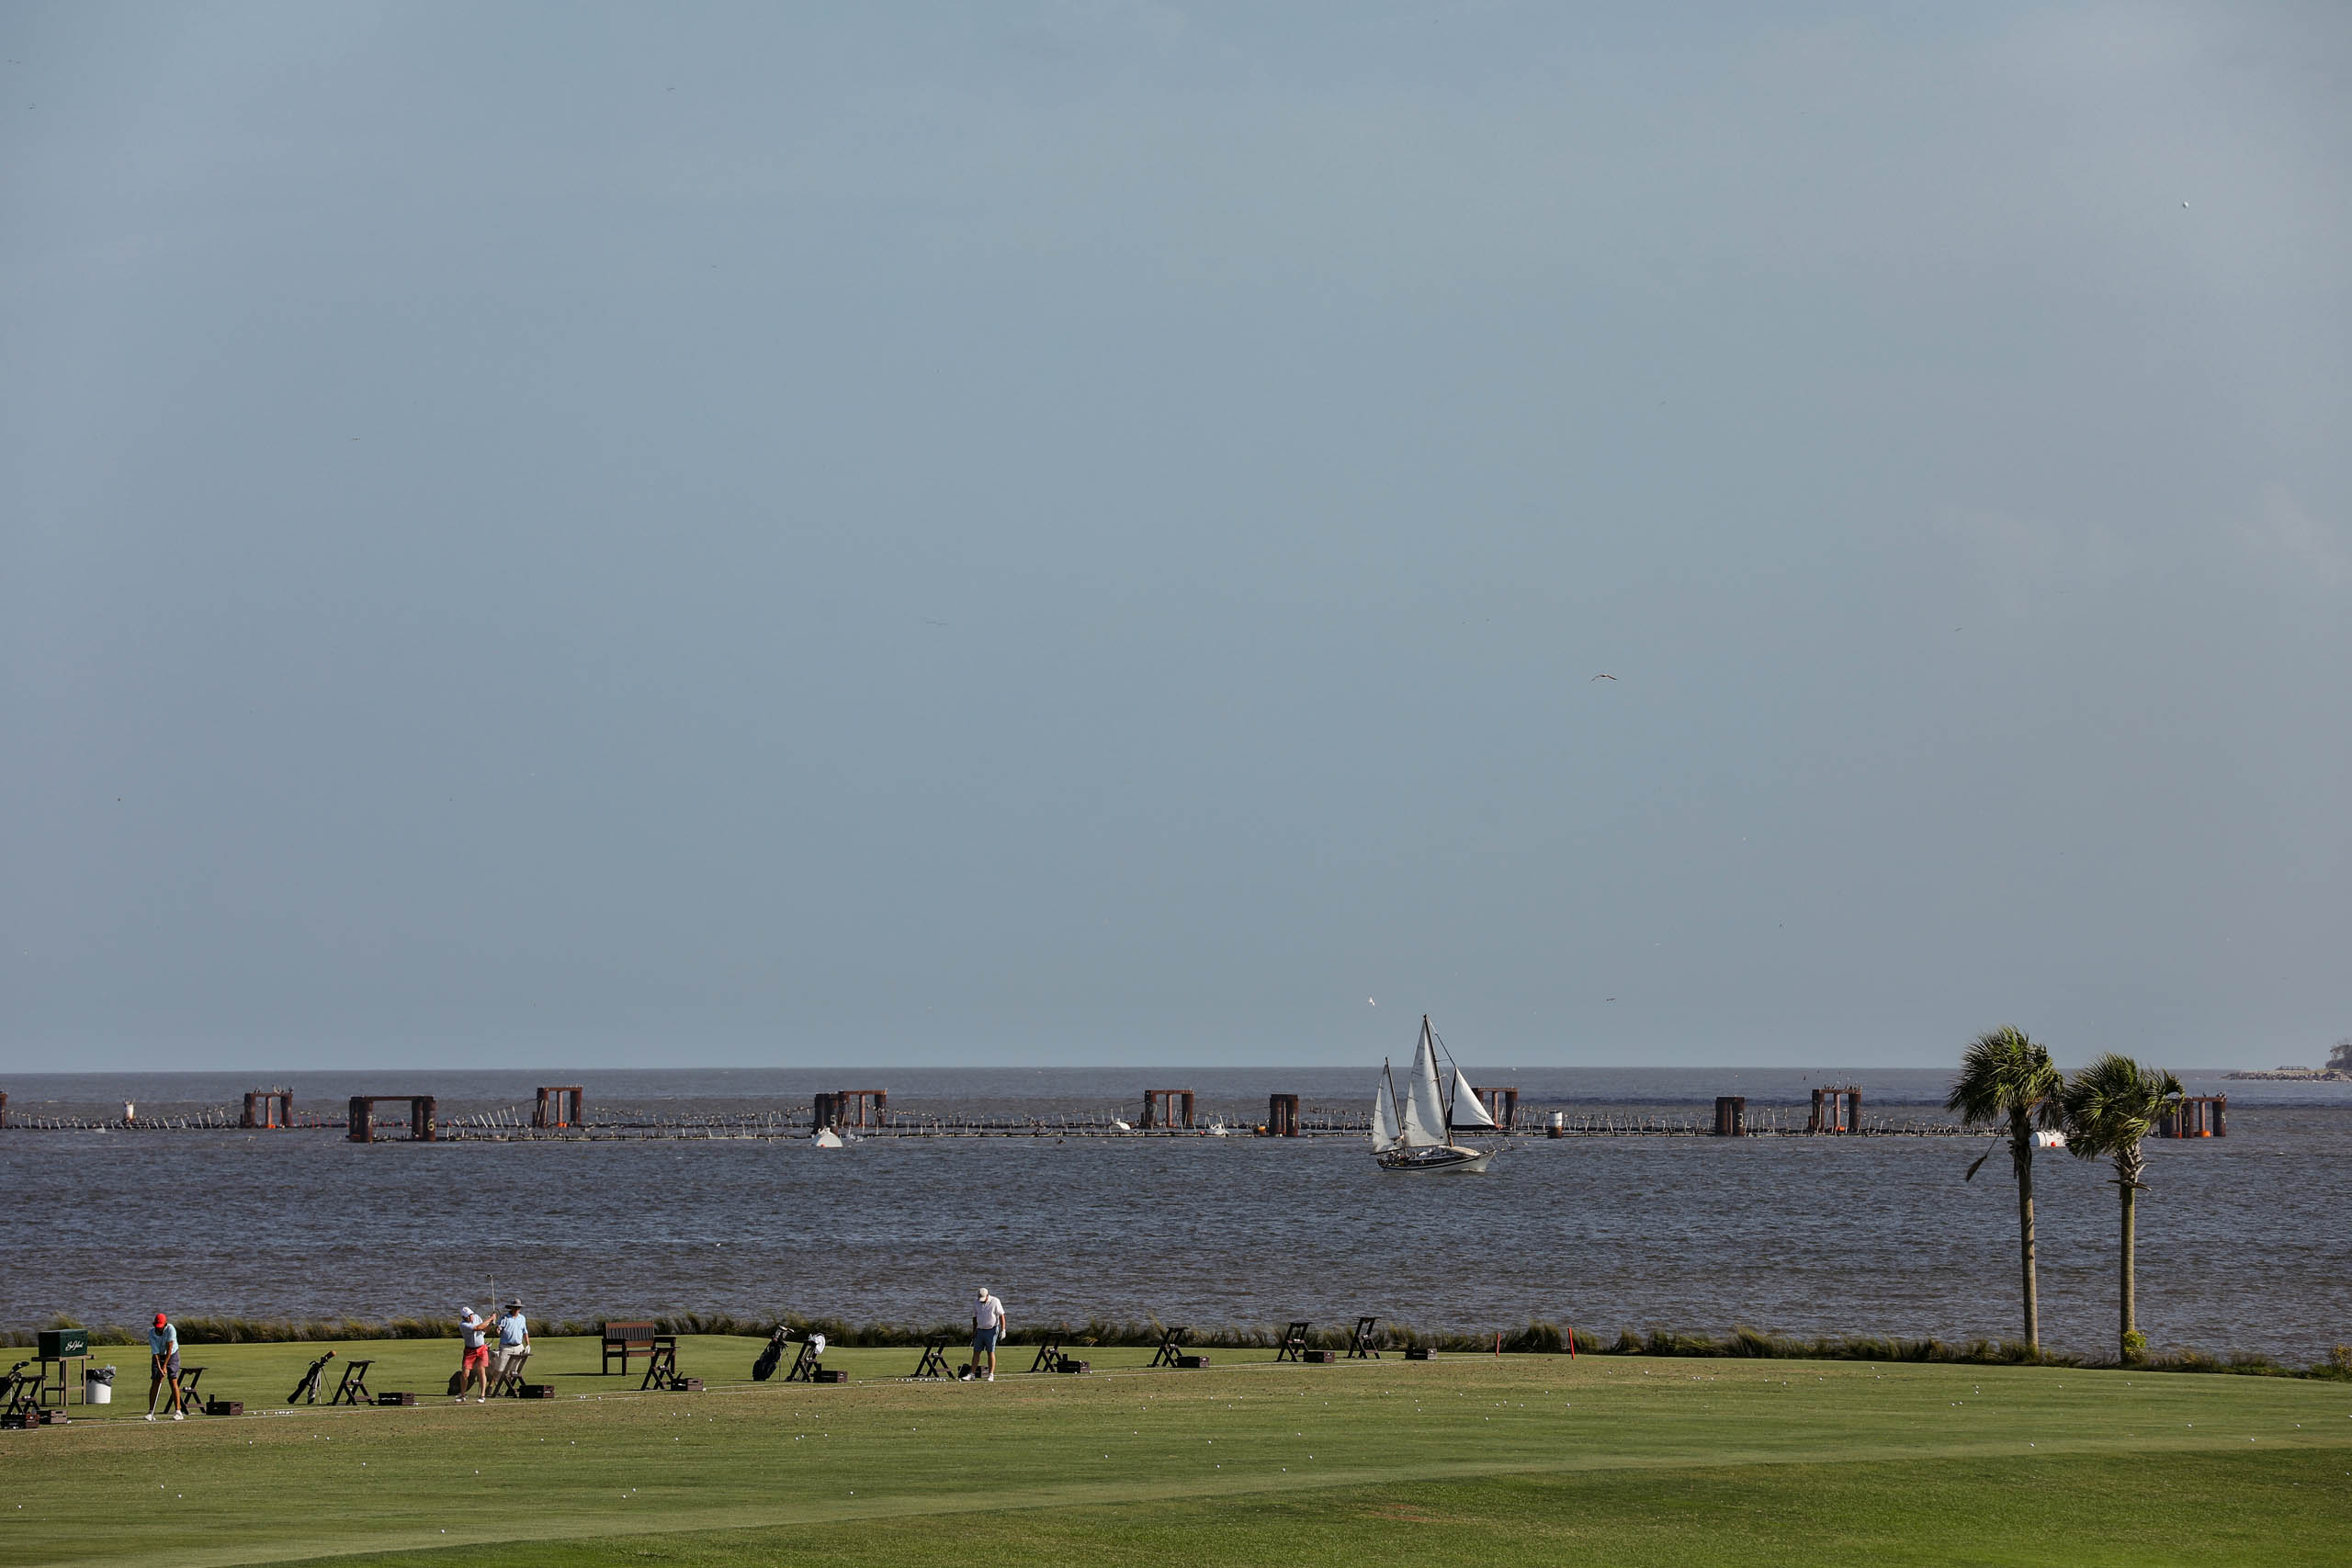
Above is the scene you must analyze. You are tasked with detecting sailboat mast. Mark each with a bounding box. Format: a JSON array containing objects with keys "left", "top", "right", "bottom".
[{"left": 1419, "top": 1014, "right": 1455, "bottom": 1149}]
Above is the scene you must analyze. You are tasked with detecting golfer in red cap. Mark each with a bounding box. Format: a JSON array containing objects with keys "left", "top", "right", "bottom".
[{"left": 146, "top": 1312, "right": 184, "bottom": 1421}]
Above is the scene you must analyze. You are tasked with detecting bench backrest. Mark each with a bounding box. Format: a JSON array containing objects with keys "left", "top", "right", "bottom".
[{"left": 601, "top": 1321, "right": 659, "bottom": 1346}]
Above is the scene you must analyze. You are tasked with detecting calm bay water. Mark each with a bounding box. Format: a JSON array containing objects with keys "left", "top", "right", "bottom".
[{"left": 4, "top": 1068, "right": 2346, "bottom": 1362}]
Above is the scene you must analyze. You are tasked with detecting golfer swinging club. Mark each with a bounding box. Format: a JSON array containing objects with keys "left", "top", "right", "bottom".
[
  {"left": 146, "top": 1311, "right": 185, "bottom": 1421},
  {"left": 968, "top": 1286, "right": 1006, "bottom": 1382}
]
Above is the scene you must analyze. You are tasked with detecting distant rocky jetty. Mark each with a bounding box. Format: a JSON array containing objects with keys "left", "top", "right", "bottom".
[{"left": 2228, "top": 1043, "right": 2351, "bottom": 1081}]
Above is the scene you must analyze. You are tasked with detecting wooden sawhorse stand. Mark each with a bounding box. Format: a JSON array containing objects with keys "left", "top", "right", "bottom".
[
  {"left": 639, "top": 1343, "right": 682, "bottom": 1391},
  {"left": 1346, "top": 1316, "right": 1383, "bottom": 1359},
  {"left": 490, "top": 1351, "right": 532, "bottom": 1397},
  {"left": 781, "top": 1340, "right": 824, "bottom": 1383},
  {"left": 1, "top": 1361, "right": 42, "bottom": 1423},
  {"left": 328, "top": 1360, "right": 375, "bottom": 1406},
  {"left": 911, "top": 1335, "right": 956, "bottom": 1379}
]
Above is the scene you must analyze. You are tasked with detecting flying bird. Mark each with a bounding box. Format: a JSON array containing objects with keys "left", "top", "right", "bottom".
[{"left": 1590, "top": 673, "right": 1616, "bottom": 682}]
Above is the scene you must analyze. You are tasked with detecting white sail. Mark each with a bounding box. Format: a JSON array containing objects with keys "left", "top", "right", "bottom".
[
  {"left": 1370, "top": 1075, "right": 1400, "bottom": 1150},
  {"left": 1399, "top": 1019, "right": 1450, "bottom": 1147},
  {"left": 1450, "top": 1066, "right": 1497, "bottom": 1128}
]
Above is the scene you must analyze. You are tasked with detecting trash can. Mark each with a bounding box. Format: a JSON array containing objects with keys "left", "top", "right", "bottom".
[{"left": 86, "top": 1365, "right": 116, "bottom": 1404}]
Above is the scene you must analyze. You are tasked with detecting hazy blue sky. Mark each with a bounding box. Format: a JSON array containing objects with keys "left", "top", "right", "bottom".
[{"left": 4, "top": 3, "right": 2346, "bottom": 1071}]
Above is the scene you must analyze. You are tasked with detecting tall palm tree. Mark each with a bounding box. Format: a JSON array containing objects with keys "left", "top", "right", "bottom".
[
  {"left": 1946, "top": 1027, "right": 2064, "bottom": 1348},
  {"left": 2059, "top": 1053, "right": 2185, "bottom": 1360}
]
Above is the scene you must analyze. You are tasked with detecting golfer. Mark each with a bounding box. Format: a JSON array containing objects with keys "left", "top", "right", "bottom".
[
  {"left": 456, "top": 1304, "right": 492, "bottom": 1402},
  {"left": 968, "top": 1287, "right": 1006, "bottom": 1382},
  {"left": 145, "top": 1311, "right": 185, "bottom": 1421},
  {"left": 491, "top": 1300, "right": 530, "bottom": 1390}
]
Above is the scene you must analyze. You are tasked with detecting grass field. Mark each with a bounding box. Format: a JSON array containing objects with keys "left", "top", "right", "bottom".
[{"left": 5, "top": 1335, "right": 2348, "bottom": 1566}]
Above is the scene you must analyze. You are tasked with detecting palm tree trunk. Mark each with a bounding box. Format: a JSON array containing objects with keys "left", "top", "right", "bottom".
[
  {"left": 2012, "top": 1112, "right": 2038, "bottom": 1349},
  {"left": 2119, "top": 1168, "right": 2138, "bottom": 1356}
]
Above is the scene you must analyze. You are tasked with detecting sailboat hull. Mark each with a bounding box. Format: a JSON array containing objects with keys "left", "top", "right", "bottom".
[{"left": 1374, "top": 1144, "right": 1497, "bottom": 1174}]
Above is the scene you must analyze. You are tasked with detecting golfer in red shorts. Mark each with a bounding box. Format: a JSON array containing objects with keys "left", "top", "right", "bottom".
[{"left": 456, "top": 1305, "right": 492, "bottom": 1402}]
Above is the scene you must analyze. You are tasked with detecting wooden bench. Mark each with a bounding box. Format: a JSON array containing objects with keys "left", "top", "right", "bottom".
[{"left": 601, "top": 1322, "right": 669, "bottom": 1375}]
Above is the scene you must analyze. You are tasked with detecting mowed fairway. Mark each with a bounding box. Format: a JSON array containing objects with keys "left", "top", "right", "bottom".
[{"left": 6, "top": 1337, "right": 2348, "bottom": 1567}]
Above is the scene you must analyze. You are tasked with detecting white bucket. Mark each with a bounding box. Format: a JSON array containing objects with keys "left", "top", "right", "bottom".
[{"left": 86, "top": 1381, "right": 111, "bottom": 1404}]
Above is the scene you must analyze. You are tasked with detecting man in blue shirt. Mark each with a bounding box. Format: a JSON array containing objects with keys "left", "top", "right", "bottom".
[
  {"left": 491, "top": 1301, "right": 530, "bottom": 1391},
  {"left": 146, "top": 1312, "right": 184, "bottom": 1421}
]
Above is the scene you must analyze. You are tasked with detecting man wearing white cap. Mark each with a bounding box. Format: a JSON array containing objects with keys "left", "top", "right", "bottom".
[
  {"left": 455, "top": 1304, "right": 492, "bottom": 1403},
  {"left": 968, "top": 1287, "right": 1006, "bottom": 1382}
]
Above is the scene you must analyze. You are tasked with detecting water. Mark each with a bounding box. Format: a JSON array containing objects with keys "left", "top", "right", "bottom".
[{"left": 4, "top": 1068, "right": 2346, "bottom": 1362}]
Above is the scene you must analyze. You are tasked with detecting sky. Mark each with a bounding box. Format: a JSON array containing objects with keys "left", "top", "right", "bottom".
[{"left": 3, "top": 2, "right": 2347, "bottom": 1071}]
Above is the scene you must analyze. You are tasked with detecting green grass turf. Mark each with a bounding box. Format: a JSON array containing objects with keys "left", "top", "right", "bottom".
[{"left": 6, "top": 1336, "right": 2348, "bottom": 1567}]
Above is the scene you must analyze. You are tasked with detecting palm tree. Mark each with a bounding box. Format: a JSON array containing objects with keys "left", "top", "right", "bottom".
[
  {"left": 2059, "top": 1053, "right": 2185, "bottom": 1360},
  {"left": 1946, "top": 1027, "right": 2064, "bottom": 1348}
]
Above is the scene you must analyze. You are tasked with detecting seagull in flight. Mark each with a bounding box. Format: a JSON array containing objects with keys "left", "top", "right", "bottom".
[{"left": 1590, "top": 673, "right": 1617, "bottom": 682}]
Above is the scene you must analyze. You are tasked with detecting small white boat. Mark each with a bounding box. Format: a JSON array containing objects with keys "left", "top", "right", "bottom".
[
  {"left": 812, "top": 1127, "right": 844, "bottom": 1148},
  {"left": 1372, "top": 1016, "right": 1498, "bottom": 1174}
]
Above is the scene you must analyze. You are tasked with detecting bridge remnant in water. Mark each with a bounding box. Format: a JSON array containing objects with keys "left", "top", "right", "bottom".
[
  {"left": 813, "top": 1089, "right": 888, "bottom": 1131},
  {"left": 347, "top": 1095, "right": 436, "bottom": 1143},
  {"left": 1140, "top": 1089, "right": 1194, "bottom": 1130},
  {"left": 1808, "top": 1086, "right": 1862, "bottom": 1134},
  {"left": 242, "top": 1089, "right": 293, "bottom": 1129},
  {"left": 534, "top": 1086, "right": 584, "bottom": 1128},
  {"left": 2160, "top": 1095, "right": 2226, "bottom": 1138}
]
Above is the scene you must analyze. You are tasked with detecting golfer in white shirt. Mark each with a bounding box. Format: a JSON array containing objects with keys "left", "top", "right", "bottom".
[{"left": 969, "top": 1287, "right": 1006, "bottom": 1382}]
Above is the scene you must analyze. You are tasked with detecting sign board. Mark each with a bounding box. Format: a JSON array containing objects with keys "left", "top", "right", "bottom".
[{"left": 37, "top": 1329, "right": 89, "bottom": 1360}]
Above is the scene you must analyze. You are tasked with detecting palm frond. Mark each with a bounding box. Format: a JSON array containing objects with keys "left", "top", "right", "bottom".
[
  {"left": 1946, "top": 1026, "right": 2062, "bottom": 1126},
  {"left": 2060, "top": 1052, "right": 2184, "bottom": 1160}
]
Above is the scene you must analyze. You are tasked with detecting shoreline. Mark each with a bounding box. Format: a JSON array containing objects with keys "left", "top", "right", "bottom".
[{"left": 11, "top": 1314, "right": 2349, "bottom": 1382}]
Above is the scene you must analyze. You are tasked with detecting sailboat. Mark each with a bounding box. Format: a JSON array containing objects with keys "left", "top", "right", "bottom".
[{"left": 1371, "top": 1015, "right": 1499, "bottom": 1174}]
